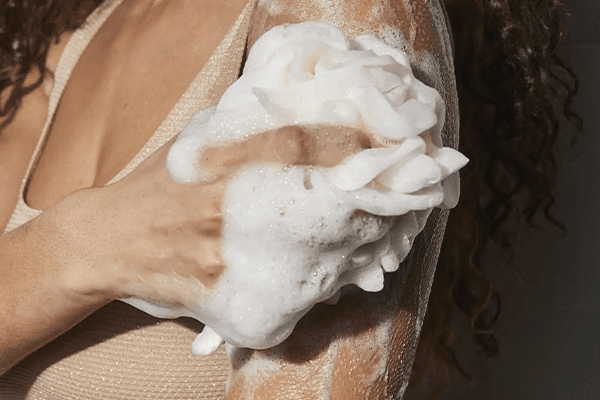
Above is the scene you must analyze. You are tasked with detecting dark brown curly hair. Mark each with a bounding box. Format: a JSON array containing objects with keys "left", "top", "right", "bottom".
[
  {"left": 0, "top": 0, "right": 581, "bottom": 398},
  {"left": 0, "top": 0, "right": 101, "bottom": 131},
  {"left": 407, "top": 0, "right": 581, "bottom": 398}
]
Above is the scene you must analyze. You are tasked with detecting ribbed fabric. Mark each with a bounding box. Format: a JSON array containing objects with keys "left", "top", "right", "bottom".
[{"left": 3, "top": 0, "right": 124, "bottom": 233}]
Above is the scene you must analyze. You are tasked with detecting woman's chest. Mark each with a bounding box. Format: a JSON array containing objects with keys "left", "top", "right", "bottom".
[{"left": 26, "top": 0, "right": 249, "bottom": 210}]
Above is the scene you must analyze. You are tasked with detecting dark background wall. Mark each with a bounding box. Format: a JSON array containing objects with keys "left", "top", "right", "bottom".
[{"left": 443, "top": 1, "right": 599, "bottom": 398}]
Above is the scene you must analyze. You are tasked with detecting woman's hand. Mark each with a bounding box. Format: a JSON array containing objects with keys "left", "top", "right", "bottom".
[
  {"left": 100, "top": 125, "right": 372, "bottom": 307},
  {"left": 115, "top": 120, "right": 446, "bottom": 357},
  {"left": 222, "top": 0, "right": 460, "bottom": 397},
  {"left": 109, "top": 124, "right": 396, "bottom": 330},
  {"left": 0, "top": 123, "right": 371, "bottom": 374}
]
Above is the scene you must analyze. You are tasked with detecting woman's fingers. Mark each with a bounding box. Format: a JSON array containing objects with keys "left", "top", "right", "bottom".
[
  {"left": 198, "top": 125, "right": 372, "bottom": 176},
  {"left": 350, "top": 183, "right": 444, "bottom": 216},
  {"left": 198, "top": 126, "right": 307, "bottom": 173}
]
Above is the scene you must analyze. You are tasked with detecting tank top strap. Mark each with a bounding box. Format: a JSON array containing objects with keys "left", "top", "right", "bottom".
[
  {"left": 107, "top": 0, "right": 259, "bottom": 184},
  {"left": 4, "top": 0, "right": 124, "bottom": 233}
]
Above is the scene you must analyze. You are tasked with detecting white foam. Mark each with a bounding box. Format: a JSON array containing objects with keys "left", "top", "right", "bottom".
[{"left": 124, "top": 21, "right": 468, "bottom": 353}]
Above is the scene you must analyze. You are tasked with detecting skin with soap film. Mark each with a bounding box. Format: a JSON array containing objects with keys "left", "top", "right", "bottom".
[{"left": 121, "top": 21, "right": 468, "bottom": 354}]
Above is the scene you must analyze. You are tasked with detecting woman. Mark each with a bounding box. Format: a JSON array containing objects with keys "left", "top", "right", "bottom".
[
  {"left": 0, "top": 0, "right": 459, "bottom": 398},
  {"left": 0, "top": 0, "right": 577, "bottom": 398}
]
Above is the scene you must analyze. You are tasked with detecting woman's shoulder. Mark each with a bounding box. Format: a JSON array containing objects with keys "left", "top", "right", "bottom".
[
  {"left": 249, "top": 0, "right": 454, "bottom": 85},
  {"left": 251, "top": 0, "right": 448, "bottom": 42},
  {"left": 248, "top": 0, "right": 458, "bottom": 151}
]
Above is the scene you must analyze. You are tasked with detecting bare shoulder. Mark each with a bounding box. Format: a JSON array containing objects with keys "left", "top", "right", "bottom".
[
  {"left": 248, "top": 0, "right": 458, "bottom": 146},
  {"left": 250, "top": 0, "right": 450, "bottom": 54}
]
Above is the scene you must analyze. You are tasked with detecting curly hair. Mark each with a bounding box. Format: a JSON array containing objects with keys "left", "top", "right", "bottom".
[
  {"left": 406, "top": 0, "right": 581, "bottom": 397},
  {"left": 0, "top": 0, "right": 581, "bottom": 398},
  {"left": 0, "top": 0, "right": 101, "bottom": 131}
]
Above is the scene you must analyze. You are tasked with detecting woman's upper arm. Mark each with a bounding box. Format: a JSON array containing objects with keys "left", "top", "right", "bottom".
[
  {"left": 248, "top": 0, "right": 459, "bottom": 147},
  {"left": 227, "top": 0, "right": 459, "bottom": 399}
]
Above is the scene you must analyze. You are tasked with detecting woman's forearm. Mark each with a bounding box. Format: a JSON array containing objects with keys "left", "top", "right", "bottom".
[
  {"left": 0, "top": 188, "right": 115, "bottom": 376},
  {"left": 0, "top": 138, "right": 241, "bottom": 374}
]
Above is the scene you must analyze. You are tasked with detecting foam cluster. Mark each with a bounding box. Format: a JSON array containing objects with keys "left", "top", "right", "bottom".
[{"left": 123, "top": 21, "right": 468, "bottom": 354}]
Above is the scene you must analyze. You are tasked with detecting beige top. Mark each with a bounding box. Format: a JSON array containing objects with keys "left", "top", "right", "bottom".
[{"left": 1, "top": 0, "right": 257, "bottom": 399}]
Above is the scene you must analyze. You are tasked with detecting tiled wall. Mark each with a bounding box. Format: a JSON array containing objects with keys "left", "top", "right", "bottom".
[{"left": 443, "top": 1, "right": 599, "bottom": 399}]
